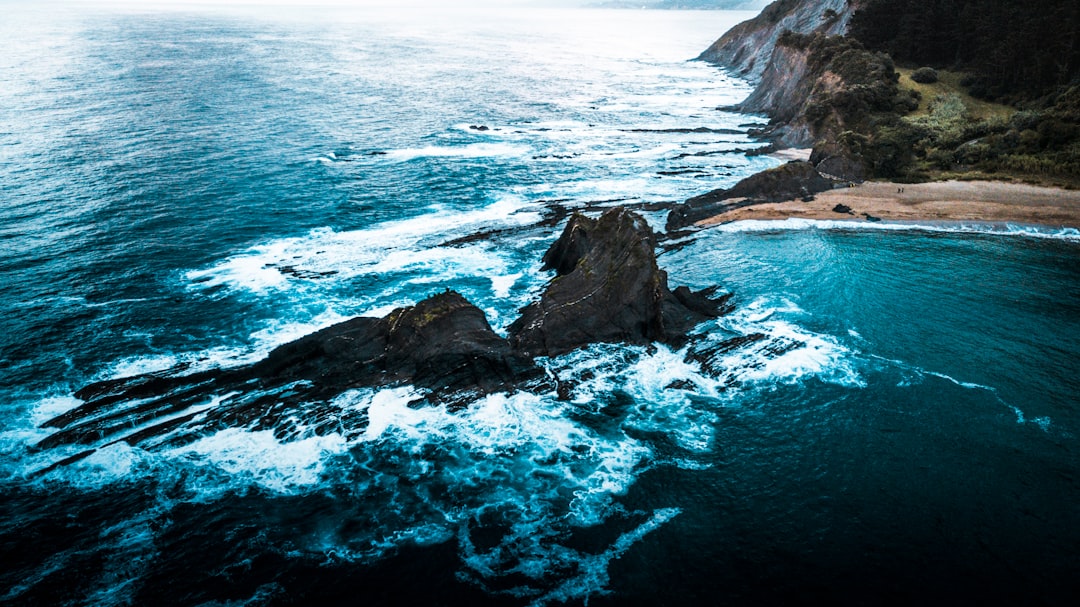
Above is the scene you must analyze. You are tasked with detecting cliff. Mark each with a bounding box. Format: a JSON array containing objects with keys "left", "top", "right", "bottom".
[
  {"left": 698, "top": 0, "right": 853, "bottom": 82},
  {"left": 697, "top": 0, "right": 913, "bottom": 176},
  {"left": 700, "top": 0, "right": 870, "bottom": 150},
  {"left": 686, "top": 0, "right": 1079, "bottom": 199}
]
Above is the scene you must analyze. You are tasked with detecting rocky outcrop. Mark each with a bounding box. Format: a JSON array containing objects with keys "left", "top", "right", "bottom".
[
  {"left": 38, "top": 291, "right": 547, "bottom": 453},
  {"left": 813, "top": 150, "right": 868, "bottom": 182},
  {"left": 37, "top": 208, "right": 731, "bottom": 464},
  {"left": 508, "top": 208, "right": 730, "bottom": 357},
  {"left": 667, "top": 161, "right": 834, "bottom": 229},
  {"left": 699, "top": 0, "right": 853, "bottom": 81},
  {"left": 251, "top": 289, "right": 542, "bottom": 401}
]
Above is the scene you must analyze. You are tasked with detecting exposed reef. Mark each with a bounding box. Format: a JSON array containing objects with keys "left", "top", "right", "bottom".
[
  {"left": 36, "top": 208, "right": 731, "bottom": 469},
  {"left": 36, "top": 291, "right": 549, "bottom": 468}
]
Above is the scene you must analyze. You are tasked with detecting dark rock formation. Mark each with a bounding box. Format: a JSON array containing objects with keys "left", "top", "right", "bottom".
[
  {"left": 666, "top": 161, "right": 834, "bottom": 230},
  {"left": 832, "top": 203, "right": 853, "bottom": 214},
  {"left": 685, "top": 333, "right": 766, "bottom": 376},
  {"left": 814, "top": 152, "right": 867, "bottom": 183},
  {"left": 508, "top": 208, "right": 731, "bottom": 357},
  {"left": 38, "top": 291, "right": 546, "bottom": 452},
  {"left": 38, "top": 208, "right": 733, "bottom": 468}
]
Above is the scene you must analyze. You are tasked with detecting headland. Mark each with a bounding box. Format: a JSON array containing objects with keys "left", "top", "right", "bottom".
[{"left": 688, "top": 0, "right": 1080, "bottom": 232}]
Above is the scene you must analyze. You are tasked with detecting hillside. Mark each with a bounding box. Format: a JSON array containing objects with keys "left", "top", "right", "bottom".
[
  {"left": 851, "top": 0, "right": 1080, "bottom": 101},
  {"left": 698, "top": 0, "right": 1080, "bottom": 185}
]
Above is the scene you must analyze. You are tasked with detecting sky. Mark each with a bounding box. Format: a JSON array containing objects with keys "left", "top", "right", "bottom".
[
  {"left": 46, "top": 0, "right": 586, "bottom": 6},
  {"left": 19, "top": 0, "right": 770, "bottom": 11}
]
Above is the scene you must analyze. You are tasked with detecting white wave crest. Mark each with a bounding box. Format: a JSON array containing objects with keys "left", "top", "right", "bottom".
[
  {"left": 386, "top": 142, "right": 530, "bottom": 161},
  {"left": 91, "top": 308, "right": 354, "bottom": 383},
  {"left": 168, "top": 428, "right": 349, "bottom": 495},
  {"left": 868, "top": 354, "right": 1057, "bottom": 432},
  {"left": 184, "top": 196, "right": 539, "bottom": 297},
  {"left": 703, "top": 297, "right": 865, "bottom": 389},
  {"left": 710, "top": 217, "right": 1080, "bottom": 242}
]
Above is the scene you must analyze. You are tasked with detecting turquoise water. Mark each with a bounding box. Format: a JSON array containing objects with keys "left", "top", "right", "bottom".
[{"left": 1, "top": 4, "right": 1078, "bottom": 606}]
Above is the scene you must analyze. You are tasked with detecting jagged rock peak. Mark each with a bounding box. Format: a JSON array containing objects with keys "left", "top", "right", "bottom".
[
  {"left": 378, "top": 290, "right": 542, "bottom": 396},
  {"left": 508, "top": 208, "right": 730, "bottom": 357}
]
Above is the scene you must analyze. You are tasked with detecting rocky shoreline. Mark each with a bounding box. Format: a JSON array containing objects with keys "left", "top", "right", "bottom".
[{"left": 679, "top": 0, "right": 1080, "bottom": 230}]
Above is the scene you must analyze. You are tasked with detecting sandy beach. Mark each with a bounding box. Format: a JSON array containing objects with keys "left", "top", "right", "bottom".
[{"left": 697, "top": 180, "right": 1080, "bottom": 228}]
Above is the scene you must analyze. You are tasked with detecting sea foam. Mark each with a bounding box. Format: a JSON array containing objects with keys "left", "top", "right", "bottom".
[
  {"left": 386, "top": 143, "right": 531, "bottom": 161},
  {"left": 710, "top": 217, "right": 1080, "bottom": 242},
  {"left": 184, "top": 195, "right": 540, "bottom": 298}
]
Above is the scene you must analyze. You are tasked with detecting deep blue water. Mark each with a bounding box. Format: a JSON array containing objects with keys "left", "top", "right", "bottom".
[{"left": 2, "top": 4, "right": 1079, "bottom": 606}]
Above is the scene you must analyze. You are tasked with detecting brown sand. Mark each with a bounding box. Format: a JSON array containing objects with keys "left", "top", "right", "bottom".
[{"left": 697, "top": 180, "right": 1080, "bottom": 228}]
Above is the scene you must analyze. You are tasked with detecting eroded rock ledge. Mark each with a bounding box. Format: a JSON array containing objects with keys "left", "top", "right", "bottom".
[
  {"left": 36, "top": 208, "right": 731, "bottom": 467},
  {"left": 667, "top": 161, "right": 835, "bottom": 230}
]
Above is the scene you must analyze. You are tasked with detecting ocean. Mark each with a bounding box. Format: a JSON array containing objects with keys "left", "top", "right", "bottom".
[{"left": 1, "top": 4, "right": 1078, "bottom": 606}]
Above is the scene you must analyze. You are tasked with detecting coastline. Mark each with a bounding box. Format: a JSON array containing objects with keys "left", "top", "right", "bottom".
[{"left": 695, "top": 180, "right": 1080, "bottom": 229}]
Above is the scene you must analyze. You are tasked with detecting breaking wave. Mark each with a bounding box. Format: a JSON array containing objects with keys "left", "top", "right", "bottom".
[{"left": 709, "top": 217, "right": 1080, "bottom": 241}]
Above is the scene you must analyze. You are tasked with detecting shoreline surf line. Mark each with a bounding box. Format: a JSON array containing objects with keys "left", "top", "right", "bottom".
[{"left": 695, "top": 179, "right": 1080, "bottom": 229}]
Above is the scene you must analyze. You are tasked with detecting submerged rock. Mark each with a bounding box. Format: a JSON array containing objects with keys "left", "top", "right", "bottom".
[
  {"left": 667, "top": 161, "right": 834, "bottom": 230},
  {"left": 508, "top": 208, "right": 730, "bottom": 357}
]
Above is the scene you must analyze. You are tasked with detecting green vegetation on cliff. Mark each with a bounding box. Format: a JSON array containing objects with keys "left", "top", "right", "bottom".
[
  {"left": 849, "top": 0, "right": 1079, "bottom": 102},
  {"left": 839, "top": 0, "right": 1080, "bottom": 184},
  {"left": 771, "top": 32, "right": 924, "bottom": 178},
  {"left": 710, "top": 0, "right": 1080, "bottom": 185}
]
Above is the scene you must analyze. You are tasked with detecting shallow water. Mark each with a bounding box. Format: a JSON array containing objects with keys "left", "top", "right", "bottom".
[{"left": 1, "top": 4, "right": 1078, "bottom": 606}]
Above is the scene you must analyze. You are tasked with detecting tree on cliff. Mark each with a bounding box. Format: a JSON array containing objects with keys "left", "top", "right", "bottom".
[{"left": 850, "top": 0, "right": 1080, "bottom": 100}]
